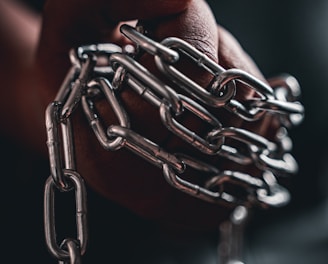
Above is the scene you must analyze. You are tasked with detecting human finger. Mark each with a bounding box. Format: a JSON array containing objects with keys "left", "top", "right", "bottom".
[
  {"left": 70, "top": 0, "right": 237, "bottom": 229},
  {"left": 36, "top": 0, "right": 192, "bottom": 103},
  {"left": 36, "top": 0, "right": 273, "bottom": 230}
]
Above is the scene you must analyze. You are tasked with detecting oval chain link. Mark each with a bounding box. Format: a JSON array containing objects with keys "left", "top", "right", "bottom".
[{"left": 44, "top": 170, "right": 87, "bottom": 261}]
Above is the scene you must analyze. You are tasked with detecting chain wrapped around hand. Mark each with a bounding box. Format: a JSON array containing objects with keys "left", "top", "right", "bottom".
[{"left": 43, "top": 24, "right": 304, "bottom": 263}]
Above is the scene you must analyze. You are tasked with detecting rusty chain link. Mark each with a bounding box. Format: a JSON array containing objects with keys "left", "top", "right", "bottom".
[{"left": 43, "top": 24, "right": 304, "bottom": 263}]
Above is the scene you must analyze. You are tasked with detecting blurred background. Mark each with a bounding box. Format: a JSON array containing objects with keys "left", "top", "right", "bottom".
[
  {"left": 207, "top": 0, "right": 328, "bottom": 263},
  {"left": 2, "top": 0, "right": 327, "bottom": 263}
]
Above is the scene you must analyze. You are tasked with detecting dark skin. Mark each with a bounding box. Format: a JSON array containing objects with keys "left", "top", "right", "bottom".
[{"left": 1, "top": 0, "right": 274, "bottom": 230}]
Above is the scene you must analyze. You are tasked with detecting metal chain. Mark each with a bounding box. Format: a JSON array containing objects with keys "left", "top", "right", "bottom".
[{"left": 43, "top": 24, "right": 304, "bottom": 263}]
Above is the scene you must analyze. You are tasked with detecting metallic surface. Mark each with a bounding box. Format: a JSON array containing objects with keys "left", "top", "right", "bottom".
[{"left": 43, "top": 24, "right": 304, "bottom": 264}]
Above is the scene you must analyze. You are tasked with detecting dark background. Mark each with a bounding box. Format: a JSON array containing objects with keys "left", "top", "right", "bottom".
[
  {"left": 2, "top": 0, "right": 327, "bottom": 263},
  {"left": 207, "top": 1, "right": 328, "bottom": 263},
  {"left": 207, "top": 0, "right": 328, "bottom": 208}
]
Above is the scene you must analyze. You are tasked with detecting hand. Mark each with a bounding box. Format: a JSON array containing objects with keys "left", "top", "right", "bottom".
[{"left": 9, "top": 0, "right": 271, "bottom": 229}]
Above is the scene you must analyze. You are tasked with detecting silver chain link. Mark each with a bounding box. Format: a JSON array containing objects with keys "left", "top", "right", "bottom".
[{"left": 43, "top": 24, "right": 304, "bottom": 263}]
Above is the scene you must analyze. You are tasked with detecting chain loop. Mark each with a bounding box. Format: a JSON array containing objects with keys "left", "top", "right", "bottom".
[
  {"left": 160, "top": 94, "right": 224, "bottom": 154},
  {"left": 43, "top": 24, "right": 304, "bottom": 263},
  {"left": 82, "top": 77, "right": 130, "bottom": 151},
  {"left": 155, "top": 37, "right": 237, "bottom": 107},
  {"left": 108, "top": 125, "right": 186, "bottom": 173},
  {"left": 58, "top": 239, "right": 82, "bottom": 264},
  {"left": 45, "top": 102, "right": 69, "bottom": 190},
  {"left": 109, "top": 52, "right": 183, "bottom": 114},
  {"left": 44, "top": 170, "right": 87, "bottom": 261},
  {"left": 120, "top": 24, "right": 179, "bottom": 63}
]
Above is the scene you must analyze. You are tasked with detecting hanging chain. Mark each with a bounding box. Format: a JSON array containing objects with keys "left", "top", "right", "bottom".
[{"left": 43, "top": 24, "right": 304, "bottom": 263}]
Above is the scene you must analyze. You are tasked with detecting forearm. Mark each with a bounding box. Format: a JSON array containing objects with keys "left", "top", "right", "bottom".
[{"left": 0, "top": 0, "right": 45, "bottom": 153}]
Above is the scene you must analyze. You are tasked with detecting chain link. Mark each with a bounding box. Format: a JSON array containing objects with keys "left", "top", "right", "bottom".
[
  {"left": 44, "top": 170, "right": 87, "bottom": 262},
  {"left": 43, "top": 24, "right": 304, "bottom": 263}
]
